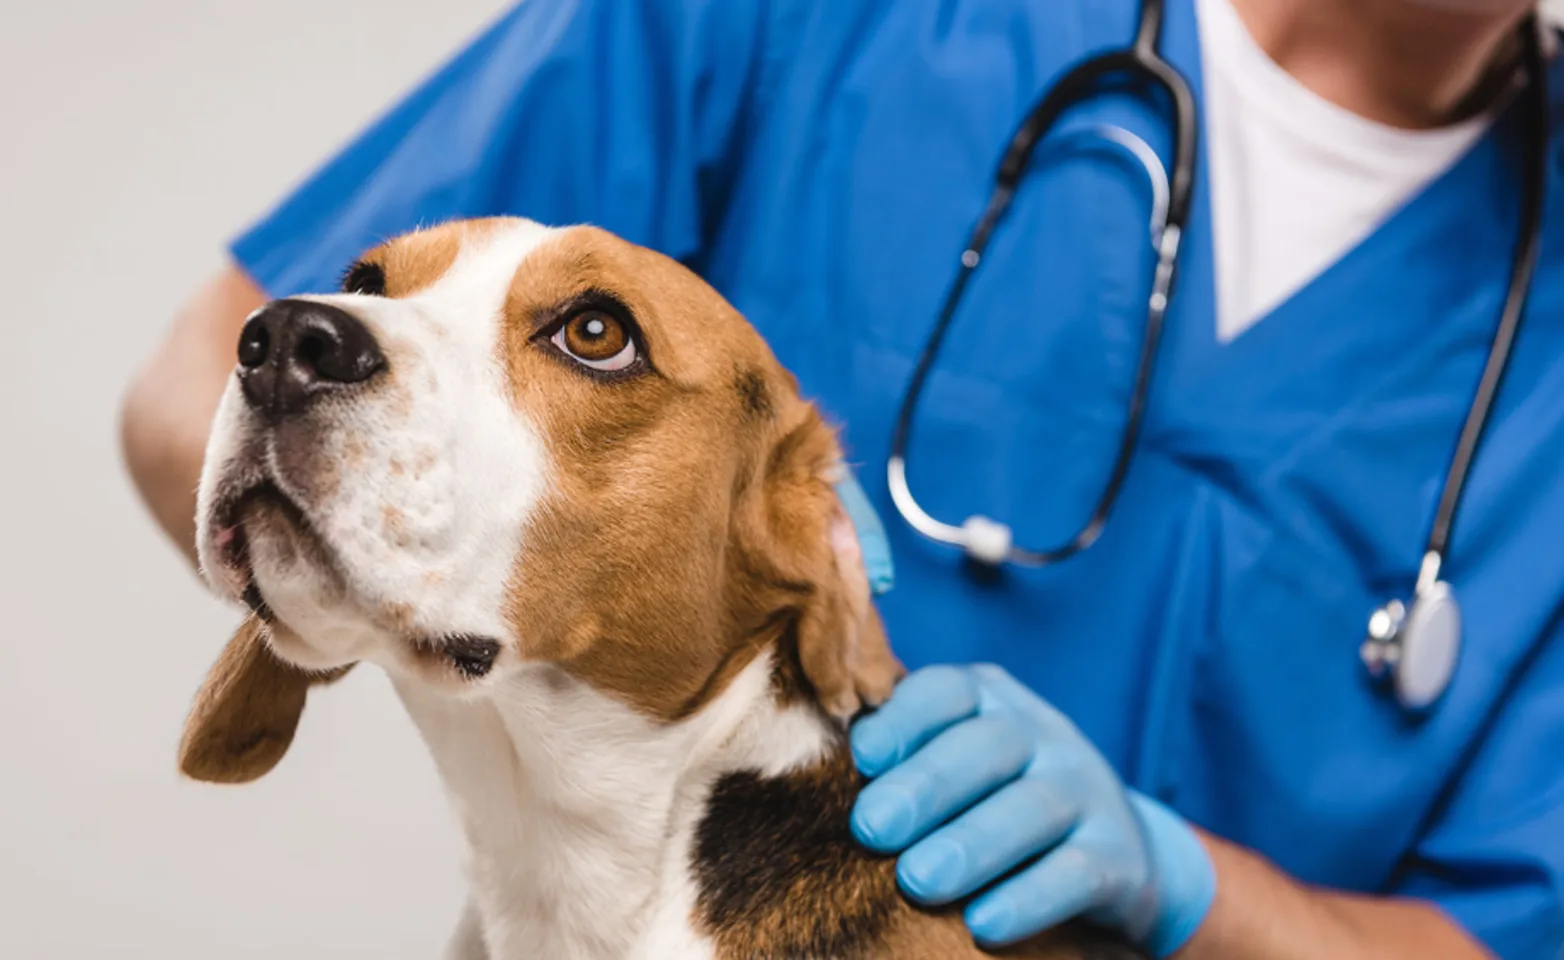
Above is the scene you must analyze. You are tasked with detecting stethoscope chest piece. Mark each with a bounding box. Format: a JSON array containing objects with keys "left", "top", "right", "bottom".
[{"left": 1362, "top": 571, "right": 1462, "bottom": 712}]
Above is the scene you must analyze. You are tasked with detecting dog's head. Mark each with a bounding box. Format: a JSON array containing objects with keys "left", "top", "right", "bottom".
[{"left": 180, "top": 218, "right": 901, "bottom": 783}]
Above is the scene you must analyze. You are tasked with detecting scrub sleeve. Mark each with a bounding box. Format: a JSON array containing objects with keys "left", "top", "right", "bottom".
[{"left": 230, "top": 0, "right": 786, "bottom": 299}]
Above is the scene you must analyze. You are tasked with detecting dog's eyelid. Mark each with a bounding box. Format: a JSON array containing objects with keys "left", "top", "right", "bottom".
[
  {"left": 533, "top": 288, "right": 639, "bottom": 335},
  {"left": 534, "top": 290, "right": 650, "bottom": 347},
  {"left": 340, "top": 260, "right": 387, "bottom": 297}
]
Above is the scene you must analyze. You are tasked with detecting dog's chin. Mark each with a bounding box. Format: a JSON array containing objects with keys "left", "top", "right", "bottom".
[
  {"left": 257, "top": 617, "right": 357, "bottom": 673},
  {"left": 248, "top": 527, "right": 508, "bottom": 686},
  {"left": 202, "top": 478, "right": 510, "bottom": 685}
]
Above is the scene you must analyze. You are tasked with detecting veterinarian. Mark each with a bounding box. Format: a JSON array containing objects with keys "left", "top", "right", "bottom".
[{"left": 122, "top": 0, "right": 1564, "bottom": 957}]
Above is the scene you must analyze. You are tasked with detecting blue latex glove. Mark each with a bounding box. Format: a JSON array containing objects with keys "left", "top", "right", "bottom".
[{"left": 850, "top": 664, "right": 1215, "bottom": 956}]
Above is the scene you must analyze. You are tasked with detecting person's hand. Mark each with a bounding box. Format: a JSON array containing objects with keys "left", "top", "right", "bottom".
[{"left": 849, "top": 664, "right": 1215, "bottom": 956}]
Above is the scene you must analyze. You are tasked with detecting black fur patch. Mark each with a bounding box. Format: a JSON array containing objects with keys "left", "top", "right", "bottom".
[
  {"left": 736, "top": 369, "right": 774, "bottom": 420},
  {"left": 693, "top": 745, "right": 898, "bottom": 958},
  {"left": 442, "top": 634, "right": 500, "bottom": 679}
]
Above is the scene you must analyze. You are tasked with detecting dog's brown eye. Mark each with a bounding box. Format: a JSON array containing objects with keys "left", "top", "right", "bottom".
[{"left": 551, "top": 310, "right": 637, "bottom": 372}]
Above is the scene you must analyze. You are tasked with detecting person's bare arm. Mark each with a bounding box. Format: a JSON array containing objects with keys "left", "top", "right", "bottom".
[
  {"left": 1179, "top": 830, "right": 1492, "bottom": 960},
  {"left": 119, "top": 264, "right": 267, "bottom": 566}
]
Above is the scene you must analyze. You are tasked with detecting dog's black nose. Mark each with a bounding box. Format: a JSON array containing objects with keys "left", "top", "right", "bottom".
[{"left": 236, "top": 299, "right": 385, "bottom": 420}]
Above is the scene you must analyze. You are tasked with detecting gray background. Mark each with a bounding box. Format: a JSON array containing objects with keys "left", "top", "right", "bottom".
[
  {"left": 1, "top": 1, "right": 504, "bottom": 956},
  {"left": 4, "top": 0, "right": 1564, "bottom": 957}
]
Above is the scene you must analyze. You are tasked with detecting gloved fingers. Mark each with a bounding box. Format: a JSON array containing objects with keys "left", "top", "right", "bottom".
[
  {"left": 850, "top": 664, "right": 981, "bottom": 777},
  {"left": 970, "top": 668, "right": 1111, "bottom": 789},
  {"left": 964, "top": 844, "right": 1121, "bottom": 947},
  {"left": 1021, "top": 737, "right": 1111, "bottom": 800},
  {"left": 851, "top": 714, "right": 1030, "bottom": 853},
  {"left": 970, "top": 663, "right": 1082, "bottom": 741},
  {"left": 896, "top": 776, "right": 1081, "bottom": 905}
]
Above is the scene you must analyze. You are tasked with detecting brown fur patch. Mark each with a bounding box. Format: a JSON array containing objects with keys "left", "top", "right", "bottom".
[{"left": 481, "top": 226, "right": 900, "bottom": 720}]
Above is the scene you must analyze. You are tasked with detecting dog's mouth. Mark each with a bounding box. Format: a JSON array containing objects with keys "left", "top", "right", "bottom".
[
  {"left": 211, "top": 480, "right": 332, "bottom": 613},
  {"left": 209, "top": 479, "right": 504, "bottom": 681}
]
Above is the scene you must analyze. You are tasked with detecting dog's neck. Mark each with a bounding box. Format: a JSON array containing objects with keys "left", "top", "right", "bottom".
[{"left": 394, "top": 645, "right": 836, "bottom": 960}]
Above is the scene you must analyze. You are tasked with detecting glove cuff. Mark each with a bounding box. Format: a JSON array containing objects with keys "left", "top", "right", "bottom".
[{"left": 1126, "top": 791, "right": 1216, "bottom": 958}]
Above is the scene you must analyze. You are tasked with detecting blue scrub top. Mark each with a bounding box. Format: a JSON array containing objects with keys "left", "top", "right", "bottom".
[{"left": 231, "top": 0, "right": 1564, "bottom": 954}]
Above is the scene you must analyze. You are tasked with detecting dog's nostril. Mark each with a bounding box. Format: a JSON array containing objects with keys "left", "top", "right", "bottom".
[
  {"left": 296, "top": 332, "right": 327, "bottom": 369},
  {"left": 237, "top": 317, "right": 270, "bottom": 369},
  {"left": 296, "top": 307, "right": 385, "bottom": 385}
]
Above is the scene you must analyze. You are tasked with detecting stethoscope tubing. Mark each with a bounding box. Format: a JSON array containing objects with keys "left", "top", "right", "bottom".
[{"left": 887, "top": 0, "right": 1196, "bottom": 567}]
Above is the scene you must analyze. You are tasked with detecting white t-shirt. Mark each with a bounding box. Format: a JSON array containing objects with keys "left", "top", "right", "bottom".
[{"left": 1195, "top": 0, "right": 1497, "bottom": 342}]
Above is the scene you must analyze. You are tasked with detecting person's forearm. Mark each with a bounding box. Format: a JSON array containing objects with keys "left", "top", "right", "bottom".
[
  {"left": 119, "top": 265, "right": 266, "bottom": 566},
  {"left": 1176, "top": 830, "right": 1491, "bottom": 960}
]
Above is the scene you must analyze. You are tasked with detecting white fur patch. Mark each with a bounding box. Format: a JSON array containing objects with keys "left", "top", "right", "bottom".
[{"left": 197, "top": 220, "right": 557, "bottom": 672}]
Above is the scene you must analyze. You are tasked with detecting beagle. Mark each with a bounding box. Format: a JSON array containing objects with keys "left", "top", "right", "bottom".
[{"left": 179, "top": 217, "right": 1140, "bottom": 960}]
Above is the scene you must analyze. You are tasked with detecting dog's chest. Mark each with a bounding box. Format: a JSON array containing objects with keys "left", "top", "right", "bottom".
[
  {"left": 462, "top": 792, "right": 717, "bottom": 960},
  {"left": 394, "top": 671, "right": 728, "bottom": 960},
  {"left": 476, "top": 803, "right": 721, "bottom": 960},
  {"left": 394, "top": 655, "right": 836, "bottom": 960}
]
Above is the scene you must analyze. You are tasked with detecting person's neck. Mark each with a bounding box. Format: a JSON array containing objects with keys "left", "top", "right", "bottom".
[{"left": 1227, "top": 0, "right": 1534, "bottom": 129}]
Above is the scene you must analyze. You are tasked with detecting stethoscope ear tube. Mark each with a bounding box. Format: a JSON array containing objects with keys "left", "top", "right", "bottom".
[{"left": 1425, "top": 18, "right": 1548, "bottom": 565}]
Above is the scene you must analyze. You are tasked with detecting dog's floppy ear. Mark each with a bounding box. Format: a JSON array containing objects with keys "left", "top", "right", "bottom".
[
  {"left": 751, "top": 405, "right": 904, "bottom": 720},
  {"left": 178, "top": 616, "right": 351, "bottom": 783},
  {"left": 809, "top": 490, "right": 903, "bottom": 718}
]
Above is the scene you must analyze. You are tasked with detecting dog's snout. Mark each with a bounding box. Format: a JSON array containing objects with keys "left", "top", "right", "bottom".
[{"left": 237, "top": 299, "right": 385, "bottom": 420}]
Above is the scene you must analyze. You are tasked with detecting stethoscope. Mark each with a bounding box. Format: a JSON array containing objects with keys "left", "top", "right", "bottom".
[{"left": 886, "top": 0, "right": 1549, "bottom": 712}]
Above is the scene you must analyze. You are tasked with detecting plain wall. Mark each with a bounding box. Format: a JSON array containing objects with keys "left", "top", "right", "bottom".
[
  {"left": 6, "top": 1, "right": 1564, "bottom": 957},
  {"left": 0, "top": 2, "right": 505, "bottom": 956}
]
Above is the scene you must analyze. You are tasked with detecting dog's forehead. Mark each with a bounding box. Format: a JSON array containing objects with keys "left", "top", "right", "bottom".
[
  {"left": 364, "top": 218, "right": 774, "bottom": 383},
  {"left": 365, "top": 217, "right": 553, "bottom": 301}
]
